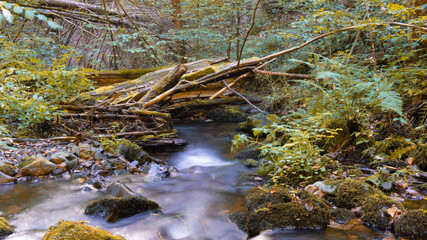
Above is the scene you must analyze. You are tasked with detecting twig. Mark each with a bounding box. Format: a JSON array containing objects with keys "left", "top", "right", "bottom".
[{"left": 221, "top": 80, "right": 267, "bottom": 115}]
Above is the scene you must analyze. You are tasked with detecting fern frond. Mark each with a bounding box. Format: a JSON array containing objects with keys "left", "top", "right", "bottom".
[{"left": 377, "top": 91, "right": 403, "bottom": 116}]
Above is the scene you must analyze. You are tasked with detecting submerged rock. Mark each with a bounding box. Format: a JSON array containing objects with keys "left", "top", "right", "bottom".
[
  {"left": 85, "top": 196, "right": 161, "bottom": 223},
  {"left": 0, "top": 171, "right": 14, "bottom": 184},
  {"left": 0, "top": 217, "right": 13, "bottom": 238},
  {"left": 393, "top": 209, "right": 426, "bottom": 238},
  {"left": 21, "top": 157, "right": 57, "bottom": 176},
  {"left": 42, "top": 220, "right": 124, "bottom": 240}
]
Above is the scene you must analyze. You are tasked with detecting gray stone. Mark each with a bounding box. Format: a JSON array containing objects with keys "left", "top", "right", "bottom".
[
  {"left": 105, "top": 182, "right": 141, "bottom": 198},
  {"left": 100, "top": 160, "right": 112, "bottom": 171},
  {"left": 50, "top": 152, "right": 77, "bottom": 164},
  {"left": 314, "top": 181, "right": 338, "bottom": 195},
  {"left": 66, "top": 159, "right": 79, "bottom": 170},
  {"left": 94, "top": 151, "right": 104, "bottom": 161},
  {"left": 22, "top": 157, "right": 57, "bottom": 176},
  {"left": 85, "top": 196, "right": 161, "bottom": 223},
  {"left": 0, "top": 171, "right": 14, "bottom": 184},
  {"left": 72, "top": 171, "right": 90, "bottom": 180}
]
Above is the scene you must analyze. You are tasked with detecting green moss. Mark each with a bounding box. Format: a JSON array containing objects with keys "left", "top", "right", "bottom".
[
  {"left": 207, "top": 106, "right": 248, "bottom": 122},
  {"left": 0, "top": 217, "right": 13, "bottom": 238},
  {"left": 319, "top": 118, "right": 350, "bottom": 149},
  {"left": 246, "top": 199, "right": 330, "bottom": 238},
  {"left": 360, "top": 194, "right": 403, "bottom": 229},
  {"left": 346, "top": 168, "right": 365, "bottom": 178},
  {"left": 244, "top": 187, "right": 292, "bottom": 211},
  {"left": 393, "top": 209, "right": 426, "bottom": 238},
  {"left": 331, "top": 208, "right": 355, "bottom": 224},
  {"left": 17, "top": 156, "right": 34, "bottom": 168},
  {"left": 335, "top": 179, "right": 377, "bottom": 209},
  {"left": 181, "top": 66, "right": 215, "bottom": 81},
  {"left": 42, "top": 220, "right": 124, "bottom": 240},
  {"left": 85, "top": 196, "right": 161, "bottom": 223},
  {"left": 414, "top": 143, "right": 427, "bottom": 171},
  {"left": 228, "top": 211, "right": 249, "bottom": 232}
]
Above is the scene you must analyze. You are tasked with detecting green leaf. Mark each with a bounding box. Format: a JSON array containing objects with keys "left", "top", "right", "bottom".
[
  {"left": 25, "top": 9, "right": 35, "bottom": 20},
  {"left": 47, "top": 20, "right": 62, "bottom": 29},
  {"left": 13, "top": 6, "right": 23, "bottom": 14},
  {"left": 36, "top": 14, "right": 47, "bottom": 22}
]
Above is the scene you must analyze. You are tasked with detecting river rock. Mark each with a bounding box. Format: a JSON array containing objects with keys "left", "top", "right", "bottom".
[
  {"left": 66, "top": 159, "right": 79, "bottom": 171},
  {"left": 0, "top": 163, "right": 16, "bottom": 176},
  {"left": 117, "top": 139, "right": 153, "bottom": 165},
  {"left": 85, "top": 196, "right": 161, "bottom": 223},
  {"left": 42, "top": 220, "right": 123, "bottom": 240},
  {"left": 0, "top": 217, "right": 13, "bottom": 238},
  {"left": 313, "top": 180, "right": 339, "bottom": 195},
  {"left": 0, "top": 171, "right": 14, "bottom": 184},
  {"left": 49, "top": 152, "right": 77, "bottom": 164},
  {"left": 105, "top": 182, "right": 141, "bottom": 198},
  {"left": 22, "top": 157, "right": 57, "bottom": 176},
  {"left": 79, "top": 143, "right": 95, "bottom": 159}
]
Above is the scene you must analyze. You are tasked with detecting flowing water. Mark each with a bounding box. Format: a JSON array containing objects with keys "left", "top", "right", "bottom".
[{"left": 0, "top": 122, "right": 389, "bottom": 240}]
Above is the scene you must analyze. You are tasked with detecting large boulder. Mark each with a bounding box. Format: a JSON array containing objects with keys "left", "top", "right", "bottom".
[
  {"left": 42, "top": 220, "right": 123, "bottom": 240},
  {"left": 85, "top": 196, "right": 161, "bottom": 223},
  {"left": 21, "top": 157, "right": 57, "bottom": 176},
  {"left": 335, "top": 179, "right": 377, "bottom": 209},
  {"left": 0, "top": 217, "right": 13, "bottom": 238},
  {"left": 0, "top": 171, "right": 15, "bottom": 184},
  {"left": 393, "top": 209, "right": 426, "bottom": 238},
  {"left": 230, "top": 187, "right": 330, "bottom": 238},
  {"left": 360, "top": 194, "right": 403, "bottom": 229}
]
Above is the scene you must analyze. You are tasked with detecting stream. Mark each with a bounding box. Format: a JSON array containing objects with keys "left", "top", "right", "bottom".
[{"left": 0, "top": 122, "right": 390, "bottom": 240}]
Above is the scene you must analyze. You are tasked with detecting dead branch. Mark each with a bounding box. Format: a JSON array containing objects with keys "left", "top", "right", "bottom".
[
  {"left": 221, "top": 80, "right": 267, "bottom": 115},
  {"left": 253, "top": 69, "right": 315, "bottom": 79}
]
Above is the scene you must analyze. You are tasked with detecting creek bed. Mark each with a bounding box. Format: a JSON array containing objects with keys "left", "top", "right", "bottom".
[{"left": 0, "top": 122, "right": 395, "bottom": 239}]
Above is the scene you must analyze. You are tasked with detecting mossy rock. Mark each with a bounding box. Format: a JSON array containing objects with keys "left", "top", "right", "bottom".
[
  {"left": 331, "top": 208, "right": 355, "bottom": 224},
  {"left": 233, "top": 144, "right": 261, "bottom": 161},
  {"left": 85, "top": 196, "right": 161, "bottom": 223},
  {"left": 393, "top": 209, "right": 426, "bottom": 238},
  {"left": 369, "top": 158, "right": 406, "bottom": 169},
  {"left": 0, "top": 217, "right": 13, "bottom": 238},
  {"left": 346, "top": 168, "right": 365, "bottom": 178},
  {"left": 17, "top": 156, "right": 34, "bottom": 168},
  {"left": 246, "top": 199, "right": 330, "bottom": 238},
  {"left": 319, "top": 118, "right": 350, "bottom": 149},
  {"left": 228, "top": 211, "right": 249, "bottom": 232},
  {"left": 244, "top": 187, "right": 292, "bottom": 211},
  {"left": 360, "top": 194, "right": 402, "bottom": 229},
  {"left": 42, "top": 220, "right": 124, "bottom": 240},
  {"left": 206, "top": 106, "right": 248, "bottom": 122},
  {"left": 335, "top": 179, "right": 377, "bottom": 209},
  {"left": 117, "top": 139, "right": 153, "bottom": 165},
  {"left": 235, "top": 114, "right": 267, "bottom": 135},
  {"left": 414, "top": 143, "right": 427, "bottom": 171}
]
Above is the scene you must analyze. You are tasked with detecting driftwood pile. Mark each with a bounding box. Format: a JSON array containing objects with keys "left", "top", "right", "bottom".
[{"left": 55, "top": 57, "right": 275, "bottom": 148}]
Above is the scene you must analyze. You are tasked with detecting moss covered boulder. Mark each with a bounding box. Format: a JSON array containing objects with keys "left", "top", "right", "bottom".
[
  {"left": 230, "top": 188, "right": 330, "bottom": 238},
  {"left": 244, "top": 187, "right": 292, "bottom": 211},
  {"left": 0, "top": 217, "right": 13, "bottom": 238},
  {"left": 393, "top": 209, "right": 426, "bottom": 238},
  {"left": 42, "top": 220, "right": 124, "bottom": 240},
  {"left": 85, "top": 196, "right": 161, "bottom": 223},
  {"left": 335, "top": 179, "right": 377, "bottom": 209},
  {"left": 331, "top": 208, "right": 355, "bottom": 224},
  {"left": 360, "top": 194, "right": 403, "bottom": 229}
]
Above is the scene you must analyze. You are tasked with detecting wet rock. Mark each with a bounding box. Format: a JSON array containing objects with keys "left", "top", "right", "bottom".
[
  {"left": 42, "top": 220, "right": 124, "bottom": 240},
  {"left": 93, "top": 180, "right": 103, "bottom": 189},
  {"left": 22, "top": 157, "right": 57, "bottom": 176},
  {"left": 85, "top": 196, "right": 161, "bottom": 223},
  {"left": 0, "top": 217, "right": 13, "bottom": 238},
  {"left": 233, "top": 145, "right": 261, "bottom": 161},
  {"left": 94, "top": 151, "right": 104, "bottom": 161},
  {"left": 100, "top": 160, "right": 112, "bottom": 171},
  {"left": 245, "top": 193, "right": 330, "bottom": 238},
  {"left": 0, "top": 163, "right": 17, "bottom": 176},
  {"left": 244, "top": 187, "right": 292, "bottom": 212},
  {"left": 66, "top": 159, "right": 79, "bottom": 171},
  {"left": 393, "top": 209, "right": 426, "bottom": 238},
  {"left": 236, "top": 172, "right": 266, "bottom": 186},
  {"left": 118, "top": 139, "right": 155, "bottom": 165},
  {"left": 105, "top": 182, "right": 141, "bottom": 198},
  {"left": 72, "top": 171, "right": 90, "bottom": 180},
  {"left": 360, "top": 194, "right": 402, "bottom": 229},
  {"left": 242, "top": 159, "right": 258, "bottom": 168},
  {"left": 79, "top": 143, "right": 95, "bottom": 159},
  {"left": 228, "top": 211, "right": 249, "bottom": 232},
  {"left": 81, "top": 160, "right": 94, "bottom": 168},
  {"left": 49, "top": 152, "right": 77, "bottom": 164},
  {"left": 335, "top": 179, "right": 377, "bottom": 209},
  {"left": 206, "top": 106, "right": 248, "bottom": 122},
  {"left": 331, "top": 208, "right": 355, "bottom": 224},
  {"left": 0, "top": 171, "right": 14, "bottom": 184}
]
